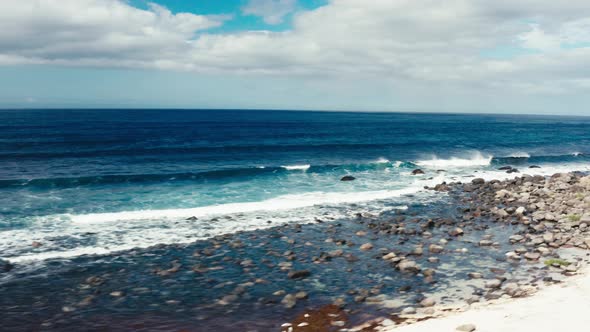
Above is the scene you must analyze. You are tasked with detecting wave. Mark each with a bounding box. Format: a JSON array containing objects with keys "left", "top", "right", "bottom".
[
  {"left": 281, "top": 164, "right": 311, "bottom": 171},
  {"left": 507, "top": 152, "right": 531, "bottom": 158},
  {"left": 415, "top": 152, "right": 493, "bottom": 168},
  {"left": 3, "top": 151, "right": 588, "bottom": 190},
  {"left": 68, "top": 187, "right": 423, "bottom": 224}
]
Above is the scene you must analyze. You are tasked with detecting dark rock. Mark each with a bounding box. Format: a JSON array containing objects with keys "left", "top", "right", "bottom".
[
  {"left": 288, "top": 270, "right": 311, "bottom": 279},
  {"left": 0, "top": 259, "right": 13, "bottom": 273},
  {"left": 507, "top": 168, "right": 519, "bottom": 174},
  {"left": 471, "top": 178, "right": 485, "bottom": 185},
  {"left": 186, "top": 216, "right": 198, "bottom": 221},
  {"left": 498, "top": 166, "right": 512, "bottom": 170},
  {"left": 412, "top": 169, "right": 425, "bottom": 175},
  {"left": 529, "top": 165, "right": 541, "bottom": 169},
  {"left": 340, "top": 175, "right": 356, "bottom": 181}
]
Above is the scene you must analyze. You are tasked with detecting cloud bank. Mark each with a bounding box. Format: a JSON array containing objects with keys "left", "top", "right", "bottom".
[{"left": 1, "top": 0, "right": 590, "bottom": 102}]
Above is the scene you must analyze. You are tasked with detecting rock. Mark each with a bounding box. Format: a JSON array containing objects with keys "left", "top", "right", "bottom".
[
  {"left": 412, "top": 169, "right": 425, "bottom": 175},
  {"left": 449, "top": 227, "right": 464, "bottom": 236},
  {"left": 543, "top": 233, "right": 554, "bottom": 243},
  {"left": 382, "top": 252, "right": 397, "bottom": 260},
  {"left": 186, "top": 216, "right": 198, "bottom": 221},
  {"left": 485, "top": 279, "right": 502, "bottom": 289},
  {"left": 509, "top": 235, "right": 524, "bottom": 243},
  {"left": 495, "top": 190, "right": 511, "bottom": 199},
  {"left": 419, "top": 298, "right": 436, "bottom": 307},
  {"left": 31, "top": 241, "right": 42, "bottom": 248},
  {"left": 360, "top": 243, "right": 373, "bottom": 251},
  {"left": 478, "top": 240, "right": 493, "bottom": 247},
  {"left": 281, "top": 294, "right": 297, "bottom": 308},
  {"left": 456, "top": 324, "right": 477, "bottom": 332},
  {"left": 0, "top": 259, "right": 13, "bottom": 273},
  {"left": 471, "top": 178, "right": 485, "bottom": 185},
  {"left": 401, "top": 307, "right": 417, "bottom": 315},
  {"left": 524, "top": 252, "right": 541, "bottom": 261},
  {"left": 109, "top": 291, "right": 124, "bottom": 297},
  {"left": 468, "top": 272, "right": 483, "bottom": 279},
  {"left": 515, "top": 206, "right": 526, "bottom": 215},
  {"left": 295, "top": 291, "right": 308, "bottom": 300},
  {"left": 529, "top": 165, "right": 541, "bottom": 169},
  {"left": 288, "top": 270, "right": 311, "bottom": 279},
  {"left": 498, "top": 166, "right": 512, "bottom": 171},
  {"left": 428, "top": 244, "right": 444, "bottom": 254},
  {"left": 340, "top": 175, "right": 356, "bottom": 182},
  {"left": 398, "top": 260, "right": 420, "bottom": 273}
]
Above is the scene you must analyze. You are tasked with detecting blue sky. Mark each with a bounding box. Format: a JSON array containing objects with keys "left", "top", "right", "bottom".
[{"left": 0, "top": 0, "right": 589, "bottom": 115}]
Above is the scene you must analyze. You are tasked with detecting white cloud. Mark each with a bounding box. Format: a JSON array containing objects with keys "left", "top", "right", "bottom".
[
  {"left": 1, "top": 0, "right": 590, "bottom": 101},
  {"left": 242, "top": 0, "right": 296, "bottom": 25}
]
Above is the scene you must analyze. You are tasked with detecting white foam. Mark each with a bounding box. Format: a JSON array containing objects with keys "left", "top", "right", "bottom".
[
  {"left": 281, "top": 164, "right": 311, "bottom": 171},
  {"left": 0, "top": 188, "right": 429, "bottom": 264},
  {"left": 415, "top": 152, "right": 493, "bottom": 168},
  {"left": 374, "top": 158, "right": 390, "bottom": 164},
  {"left": 68, "top": 188, "right": 424, "bottom": 224},
  {"left": 508, "top": 152, "right": 531, "bottom": 158}
]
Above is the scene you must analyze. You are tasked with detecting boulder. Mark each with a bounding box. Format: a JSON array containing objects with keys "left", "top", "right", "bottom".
[
  {"left": 471, "top": 178, "right": 485, "bottom": 185},
  {"left": 288, "top": 270, "right": 311, "bottom": 279},
  {"left": 340, "top": 175, "right": 356, "bottom": 182},
  {"left": 411, "top": 169, "right": 425, "bottom": 175}
]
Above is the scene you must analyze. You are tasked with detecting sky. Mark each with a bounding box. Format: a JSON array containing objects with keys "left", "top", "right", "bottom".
[{"left": 0, "top": 0, "right": 589, "bottom": 115}]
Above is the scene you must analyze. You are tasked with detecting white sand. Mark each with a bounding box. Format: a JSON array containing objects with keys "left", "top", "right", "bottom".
[{"left": 387, "top": 267, "right": 590, "bottom": 332}]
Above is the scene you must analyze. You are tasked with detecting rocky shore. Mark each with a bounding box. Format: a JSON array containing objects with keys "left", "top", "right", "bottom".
[
  {"left": 2, "top": 171, "right": 590, "bottom": 332},
  {"left": 345, "top": 171, "right": 590, "bottom": 331}
]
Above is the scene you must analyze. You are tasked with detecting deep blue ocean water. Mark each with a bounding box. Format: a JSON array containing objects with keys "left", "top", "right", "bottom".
[{"left": 1, "top": 109, "right": 590, "bottom": 263}]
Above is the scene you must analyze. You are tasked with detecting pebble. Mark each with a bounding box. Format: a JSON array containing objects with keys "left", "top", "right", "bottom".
[{"left": 456, "top": 323, "right": 477, "bottom": 331}]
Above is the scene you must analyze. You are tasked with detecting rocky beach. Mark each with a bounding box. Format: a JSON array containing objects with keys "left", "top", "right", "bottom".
[{"left": 2, "top": 169, "right": 590, "bottom": 331}]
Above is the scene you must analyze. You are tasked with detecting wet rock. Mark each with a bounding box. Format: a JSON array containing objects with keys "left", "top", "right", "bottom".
[
  {"left": 468, "top": 272, "right": 483, "bottom": 279},
  {"left": 360, "top": 243, "right": 373, "bottom": 251},
  {"left": 412, "top": 169, "right": 425, "bottom": 175},
  {"left": 398, "top": 260, "right": 420, "bottom": 273},
  {"left": 472, "top": 178, "right": 485, "bottom": 185},
  {"left": 340, "top": 176, "right": 356, "bottom": 182},
  {"left": 281, "top": 294, "right": 297, "bottom": 309},
  {"left": 0, "top": 259, "right": 13, "bottom": 273},
  {"left": 428, "top": 244, "right": 444, "bottom": 254},
  {"left": 484, "top": 279, "right": 502, "bottom": 289},
  {"left": 449, "top": 227, "right": 464, "bottom": 236},
  {"left": 295, "top": 291, "right": 309, "bottom": 300},
  {"left": 186, "top": 216, "right": 198, "bottom": 221},
  {"left": 32, "top": 241, "right": 42, "bottom": 248},
  {"left": 288, "top": 270, "right": 311, "bottom": 279},
  {"left": 478, "top": 240, "right": 493, "bottom": 247},
  {"left": 382, "top": 252, "right": 397, "bottom": 260}
]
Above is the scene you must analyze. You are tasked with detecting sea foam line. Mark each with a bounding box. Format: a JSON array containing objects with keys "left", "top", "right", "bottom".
[
  {"left": 67, "top": 187, "right": 425, "bottom": 224},
  {"left": 415, "top": 152, "right": 493, "bottom": 168}
]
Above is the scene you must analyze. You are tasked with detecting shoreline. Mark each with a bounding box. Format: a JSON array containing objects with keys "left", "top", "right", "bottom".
[{"left": 380, "top": 263, "right": 590, "bottom": 332}]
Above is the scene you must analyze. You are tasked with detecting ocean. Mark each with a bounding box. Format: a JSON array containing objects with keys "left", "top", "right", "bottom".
[
  {"left": 1, "top": 109, "right": 590, "bottom": 264},
  {"left": 2, "top": 109, "right": 590, "bottom": 331}
]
